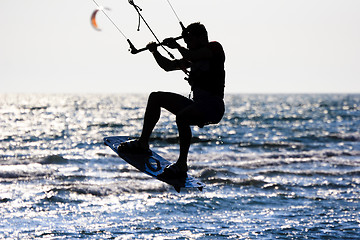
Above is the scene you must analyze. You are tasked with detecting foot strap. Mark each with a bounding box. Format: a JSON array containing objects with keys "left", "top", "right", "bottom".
[
  {"left": 158, "top": 164, "right": 187, "bottom": 179},
  {"left": 117, "top": 139, "right": 151, "bottom": 155}
]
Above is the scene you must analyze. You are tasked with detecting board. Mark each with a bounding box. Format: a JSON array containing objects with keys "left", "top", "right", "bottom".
[{"left": 104, "top": 136, "right": 205, "bottom": 193}]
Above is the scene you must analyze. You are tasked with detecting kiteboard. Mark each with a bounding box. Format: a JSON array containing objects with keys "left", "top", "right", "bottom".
[{"left": 104, "top": 136, "right": 205, "bottom": 193}]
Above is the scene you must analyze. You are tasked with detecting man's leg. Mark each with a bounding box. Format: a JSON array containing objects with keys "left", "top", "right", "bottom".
[
  {"left": 175, "top": 118, "right": 191, "bottom": 171},
  {"left": 138, "top": 92, "right": 161, "bottom": 146},
  {"left": 175, "top": 104, "right": 204, "bottom": 171},
  {"left": 139, "top": 91, "right": 193, "bottom": 148}
]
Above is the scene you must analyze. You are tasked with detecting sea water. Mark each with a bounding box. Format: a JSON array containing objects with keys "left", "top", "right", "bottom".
[{"left": 0, "top": 93, "right": 359, "bottom": 239}]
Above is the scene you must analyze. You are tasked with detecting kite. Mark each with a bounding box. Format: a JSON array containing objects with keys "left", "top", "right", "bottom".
[{"left": 90, "top": 7, "right": 110, "bottom": 31}]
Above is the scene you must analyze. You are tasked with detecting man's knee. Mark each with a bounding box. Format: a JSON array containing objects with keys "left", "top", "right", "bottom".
[
  {"left": 148, "top": 91, "right": 161, "bottom": 100},
  {"left": 148, "top": 91, "right": 164, "bottom": 104}
]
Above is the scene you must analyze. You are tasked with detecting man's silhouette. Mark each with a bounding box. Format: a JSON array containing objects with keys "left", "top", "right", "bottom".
[{"left": 118, "top": 22, "right": 225, "bottom": 178}]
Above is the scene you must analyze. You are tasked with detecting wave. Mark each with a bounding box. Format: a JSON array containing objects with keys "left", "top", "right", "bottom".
[
  {"left": 0, "top": 198, "right": 11, "bottom": 203},
  {"left": 40, "top": 155, "right": 68, "bottom": 164},
  {"left": 0, "top": 155, "right": 69, "bottom": 165},
  {"left": 39, "top": 182, "right": 171, "bottom": 198},
  {"left": 326, "top": 133, "right": 360, "bottom": 142},
  {"left": 185, "top": 150, "right": 360, "bottom": 172},
  {"left": 87, "top": 123, "right": 125, "bottom": 129},
  {"left": 256, "top": 169, "right": 360, "bottom": 177},
  {"left": 29, "top": 106, "right": 48, "bottom": 111},
  {"left": 235, "top": 141, "right": 304, "bottom": 150},
  {"left": 262, "top": 149, "right": 360, "bottom": 161},
  {"left": 0, "top": 169, "right": 52, "bottom": 180},
  {"left": 195, "top": 166, "right": 360, "bottom": 196}
]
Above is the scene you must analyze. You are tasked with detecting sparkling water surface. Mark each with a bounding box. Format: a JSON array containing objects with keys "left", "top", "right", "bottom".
[{"left": 0, "top": 94, "right": 359, "bottom": 239}]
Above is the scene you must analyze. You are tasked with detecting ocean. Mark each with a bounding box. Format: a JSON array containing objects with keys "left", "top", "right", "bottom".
[{"left": 0, "top": 93, "right": 359, "bottom": 239}]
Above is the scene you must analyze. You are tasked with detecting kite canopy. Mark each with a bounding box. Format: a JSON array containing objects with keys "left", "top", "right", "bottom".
[
  {"left": 90, "top": 9, "right": 101, "bottom": 31},
  {"left": 90, "top": 7, "right": 110, "bottom": 31}
]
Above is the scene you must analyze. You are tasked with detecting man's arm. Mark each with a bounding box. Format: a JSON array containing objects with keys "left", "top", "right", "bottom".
[
  {"left": 147, "top": 42, "right": 179, "bottom": 72},
  {"left": 152, "top": 50, "right": 179, "bottom": 72}
]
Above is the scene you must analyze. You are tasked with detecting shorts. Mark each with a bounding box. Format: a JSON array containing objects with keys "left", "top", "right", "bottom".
[{"left": 192, "top": 88, "right": 225, "bottom": 126}]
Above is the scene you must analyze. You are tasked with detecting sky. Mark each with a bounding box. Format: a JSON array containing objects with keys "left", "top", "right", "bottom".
[{"left": 1, "top": 0, "right": 360, "bottom": 94}]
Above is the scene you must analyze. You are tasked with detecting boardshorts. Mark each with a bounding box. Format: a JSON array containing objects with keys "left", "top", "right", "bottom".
[{"left": 191, "top": 88, "right": 225, "bottom": 127}]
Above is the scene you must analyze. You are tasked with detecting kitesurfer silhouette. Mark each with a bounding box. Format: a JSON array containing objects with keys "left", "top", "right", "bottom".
[{"left": 118, "top": 22, "right": 225, "bottom": 179}]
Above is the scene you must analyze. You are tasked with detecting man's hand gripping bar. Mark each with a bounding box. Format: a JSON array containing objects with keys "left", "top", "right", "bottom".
[{"left": 128, "top": 36, "right": 183, "bottom": 55}]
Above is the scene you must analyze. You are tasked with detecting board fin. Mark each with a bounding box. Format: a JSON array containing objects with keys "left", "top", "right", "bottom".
[{"left": 174, "top": 186, "right": 181, "bottom": 193}]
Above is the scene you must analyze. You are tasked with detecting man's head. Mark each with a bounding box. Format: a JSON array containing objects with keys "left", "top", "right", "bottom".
[{"left": 182, "top": 22, "right": 208, "bottom": 49}]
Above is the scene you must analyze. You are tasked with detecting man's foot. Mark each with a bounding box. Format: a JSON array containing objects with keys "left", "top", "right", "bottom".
[
  {"left": 158, "top": 163, "right": 188, "bottom": 179},
  {"left": 117, "top": 139, "right": 151, "bottom": 155}
]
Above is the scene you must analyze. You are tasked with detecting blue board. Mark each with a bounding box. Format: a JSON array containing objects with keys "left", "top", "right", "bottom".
[{"left": 104, "top": 136, "right": 205, "bottom": 193}]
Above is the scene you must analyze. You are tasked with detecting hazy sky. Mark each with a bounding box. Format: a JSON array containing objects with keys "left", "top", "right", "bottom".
[{"left": 1, "top": 0, "right": 359, "bottom": 94}]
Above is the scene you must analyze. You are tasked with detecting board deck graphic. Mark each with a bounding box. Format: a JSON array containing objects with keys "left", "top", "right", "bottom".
[{"left": 104, "top": 136, "right": 205, "bottom": 192}]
